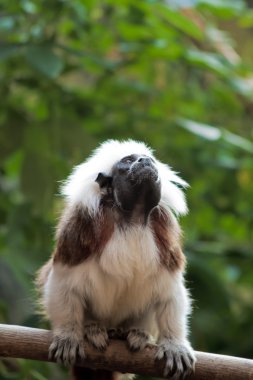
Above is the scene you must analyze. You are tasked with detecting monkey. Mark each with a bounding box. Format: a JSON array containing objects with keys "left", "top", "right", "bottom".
[{"left": 36, "top": 139, "right": 196, "bottom": 380}]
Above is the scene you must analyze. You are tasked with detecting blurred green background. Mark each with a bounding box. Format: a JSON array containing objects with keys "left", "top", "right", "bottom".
[{"left": 0, "top": 0, "right": 253, "bottom": 379}]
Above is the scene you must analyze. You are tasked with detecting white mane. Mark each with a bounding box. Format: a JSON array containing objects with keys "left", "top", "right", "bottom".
[{"left": 61, "top": 139, "right": 188, "bottom": 216}]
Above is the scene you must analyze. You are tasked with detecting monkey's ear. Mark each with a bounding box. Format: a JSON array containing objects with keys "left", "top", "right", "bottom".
[{"left": 95, "top": 172, "right": 113, "bottom": 188}]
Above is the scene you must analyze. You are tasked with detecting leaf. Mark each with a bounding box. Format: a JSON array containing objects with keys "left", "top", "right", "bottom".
[
  {"left": 155, "top": 4, "right": 203, "bottom": 40},
  {"left": 4, "top": 150, "right": 24, "bottom": 178},
  {"left": 205, "top": 27, "right": 240, "bottom": 65},
  {"left": 230, "top": 76, "right": 253, "bottom": 99},
  {"left": 30, "top": 370, "right": 48, "bottom": 380},
  {"left": 185, "top": 49, "right": 230, "bottom": 76},
  {"left": 177, "top": 118, "right": 253, "bottom": 153},
  {"left": 223, "top": 131, "right": 253, "bottom": 154},
  {"left": 177, "top": 118, "right": 221, "bottom": 140},
  {"left": 239, "top": 9, "right": 253, "bottom": 27},
  {"left": 196, "top": 0, "right": 246, "bottom": 18},
  {"left": 0, "top": 44, "right": 21, "bottom": 60},
  {"left": 0, "top": 16, "right": 15, "bottom": 31},
  {"left": 25, "top": 45, "right": 64, "bottom": 79},
  {"left": 21, "top": 0, "right": 38, "bottom": 14}
]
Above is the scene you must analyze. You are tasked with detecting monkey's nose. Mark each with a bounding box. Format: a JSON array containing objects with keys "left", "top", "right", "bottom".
[{"left": 138, "top": 156, "right": 152, "bottom": 166}]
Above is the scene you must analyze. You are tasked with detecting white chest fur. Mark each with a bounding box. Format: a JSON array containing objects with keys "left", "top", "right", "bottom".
[
  {"left": 100, "top": 225, "right": 160, "bottom": 279},
  {"left": 48, "top": 226, "right": 175, "bottom": 326}
]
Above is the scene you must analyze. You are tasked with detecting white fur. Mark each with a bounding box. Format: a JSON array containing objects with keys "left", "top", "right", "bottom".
[
  {"left": 61, "top": 139, "right": 188, "bottom": 216},
  {"left": 43, "top": 225, "right": 190, "bottom": 332}
]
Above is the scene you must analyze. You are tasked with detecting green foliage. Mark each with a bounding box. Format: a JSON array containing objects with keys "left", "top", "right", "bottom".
[{"left": 0, "top": 0, "right": 253, "bottom": 378}]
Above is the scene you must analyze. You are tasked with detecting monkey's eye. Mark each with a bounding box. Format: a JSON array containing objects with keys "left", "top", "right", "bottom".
[{"left": 121, "top": 155, "right": 136, "bottom": 164}]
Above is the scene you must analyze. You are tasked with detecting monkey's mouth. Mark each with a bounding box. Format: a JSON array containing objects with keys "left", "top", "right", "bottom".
[{"left": 128, "top": 164, "right": 159, "bottom": 184}]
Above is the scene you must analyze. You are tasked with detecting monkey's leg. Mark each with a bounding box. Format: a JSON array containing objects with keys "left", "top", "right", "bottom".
[
  {"left": 155, "top": 287, "right": 196, "bottom": 380},
  {"left": 45, "top": 272, "right": 86, "bottom": 366}
]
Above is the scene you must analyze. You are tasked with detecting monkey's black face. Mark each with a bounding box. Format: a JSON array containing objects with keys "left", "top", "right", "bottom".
[{"left": 96, "top": 154, "right": 161, "bottom": 221}]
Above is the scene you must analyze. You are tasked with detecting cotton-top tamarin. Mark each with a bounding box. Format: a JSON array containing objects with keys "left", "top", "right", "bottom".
[{"left": 37, "top": 140, "right": 196, "bottom": 380}]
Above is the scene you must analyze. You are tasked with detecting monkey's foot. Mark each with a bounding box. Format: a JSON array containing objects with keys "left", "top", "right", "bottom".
[
  {"left": 84, "top": 323, "right": 109, "bottom": 351},
  {"left": 126, "top": 328, "right": 149, "bottom": 352},
  {"left": 156, "top": 339, "right": 196, "bottom": 380},
  {"left": 49, "top": 333, "right": 86, "bottom": 366}
]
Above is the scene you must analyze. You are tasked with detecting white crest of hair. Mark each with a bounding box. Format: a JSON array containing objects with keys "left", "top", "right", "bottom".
[{"left": 61, "top": 139, "right": 188, "bottom": 216}]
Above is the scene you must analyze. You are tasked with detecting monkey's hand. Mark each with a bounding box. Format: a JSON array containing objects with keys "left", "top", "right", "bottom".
[
  {"left": 156, "top": 339, "right": 196, "bottom": 380},
  {"left": 49, "top": 331, "right": 86, "bottom": 366},
  {"left": 84, "top": 323, "right": 109, "bottom": 351}
]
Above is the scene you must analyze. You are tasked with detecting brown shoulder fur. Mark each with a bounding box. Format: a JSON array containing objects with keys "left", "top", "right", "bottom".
[
  {"left": 53, "top": 205, "right": 114, "bottom": 266},
  {"left": 150, "top": 206, "right": 186, "bottom": 272}
]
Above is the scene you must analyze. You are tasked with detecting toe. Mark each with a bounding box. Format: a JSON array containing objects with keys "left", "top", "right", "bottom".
[
  {"left": 84, "top": 323, "right": 109, "bottom": 351},
  {"left": 127, "top": 329, "right": 149, "bottom": 352}
]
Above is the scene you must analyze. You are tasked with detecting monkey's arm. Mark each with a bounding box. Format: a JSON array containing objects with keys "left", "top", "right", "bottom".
[
  {"left": 43, "top": 264, "right": 111, "bottom": 366},
  {"left": 45, "top": 265, "right": 110, "bottom": 364},
  {"left": 156, "top": 275, "right": 196, "bottom": 378}
]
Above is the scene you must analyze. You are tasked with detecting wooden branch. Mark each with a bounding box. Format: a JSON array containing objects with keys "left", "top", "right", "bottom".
[{"left": 0, "top": 324, "right": 253, "bottom": 379}]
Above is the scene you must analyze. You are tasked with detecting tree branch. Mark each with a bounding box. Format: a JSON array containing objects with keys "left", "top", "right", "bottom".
[{"left": 0, "top": 324, "right": 252, "bottom": 379}]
